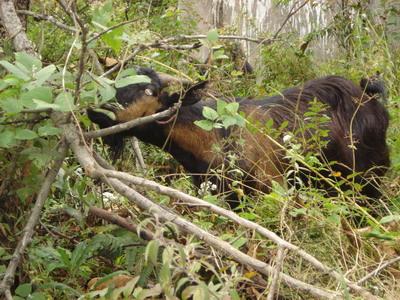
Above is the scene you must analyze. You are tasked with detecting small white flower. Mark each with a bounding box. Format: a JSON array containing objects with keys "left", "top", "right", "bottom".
[
  {"left": 283, "top": 134, "right": 292, "bottom": 143},
  {"left": 102, "top": 192, "right": 117, "bottom": 203}
]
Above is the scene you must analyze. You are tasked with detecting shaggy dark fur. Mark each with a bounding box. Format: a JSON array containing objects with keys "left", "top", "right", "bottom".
[{"left": 88, "top": 68, "right": 390, "bottom": 208}]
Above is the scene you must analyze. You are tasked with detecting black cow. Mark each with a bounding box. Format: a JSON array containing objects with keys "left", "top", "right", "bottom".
[{"left": 88, "top": 68, "right": 390, "bottom": 208}]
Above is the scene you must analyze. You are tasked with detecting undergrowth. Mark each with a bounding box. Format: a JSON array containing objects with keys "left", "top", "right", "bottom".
[{"left": 0, "top": 0, "right": 399, "bottom": 299}]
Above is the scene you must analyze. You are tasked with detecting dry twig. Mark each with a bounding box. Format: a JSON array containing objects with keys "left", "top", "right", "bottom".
[
  {"left": 357, "top": 256, "right": 400, "bottom": 285},
  {"left": 267, "top": 247, "right": 287, "bottom": 300},
  {"left": 0, "top": 142, "right": 68, "bottom": 297},
  {"left": 84, "top": 103, "right": 180, "bottom": 139},
  {"left": 16, "top": 9, "right": 77, "bottom": 33},
  {"left": 88, "top": 206, "right": 154, "bottom": 240},
  {"left": 62, "top": 123, "right": 341, "bottom": 299},
  {"left": 101, "top": 169, "right": 377, "bottom": 299}
]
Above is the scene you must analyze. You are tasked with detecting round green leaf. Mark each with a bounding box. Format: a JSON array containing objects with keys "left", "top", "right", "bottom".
[
  {"left": 15, "top": 128, "right": 38, "bottom": 140},
  {"left": 206, "top": 29, "right": 219, "bottom": 42},
  {"left": 15, "top": 283, "right": 32, "bottom": 297},
  {"left": 202, "top": 107, "right": 219, "bottom": 121}
]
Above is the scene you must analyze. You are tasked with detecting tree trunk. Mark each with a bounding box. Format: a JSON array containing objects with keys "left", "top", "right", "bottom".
[{"left": 0, "top": 0, "right": 35, "bottom": 55}]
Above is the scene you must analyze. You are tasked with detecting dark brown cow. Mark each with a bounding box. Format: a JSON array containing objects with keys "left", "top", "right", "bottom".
[{"left": 88, "top": 68, "right": 390, "bottom": 208}]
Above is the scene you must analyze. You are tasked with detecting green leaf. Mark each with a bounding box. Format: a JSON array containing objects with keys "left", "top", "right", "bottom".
[
  {"left": 0, "top": 98, "right": 23, "bottom": 114},
  {"left": 34, "top": 64, "right": 56, "bottom": 86},
  {"left": 115, "top": 75, "right": 151, "bottom": 88},
  {"left": 159, "top": 262, "right": 171, "bottom": 286},
  {"left": 31, "top": 292, "right": 47, "bottom": 300},
  {"left": 102, "top": 27, "right": 124, "bottom": 52},
  {"left": 99, "top": 84, "right": 116, "bottom": 102},
  {"left": 0, "top": 130, "right": 17, "bottom": 148},
  {"left": 15, "top": 52, "right": 42, "bottom": 71},
  {"left": 33, "top": 99, "right": 59, "bottom": 111},
  {"left": 225, "top": 102, "right": 239, "bottom": 115},
  {"left": 20, "top": 87, "right": 53, "bottom": 108},
  {"left": 0, "top": 60, "right": 30, "bottom": 81},
  {"left": 380, "top": 215, "right": 400, "bottom": 224},
  {"left": 235, "top": 115, "right": 246, "bottom": 127},
  {"left": 216, "top": 99, "right": 226, "bottom": 115},
  {"left": 38, "top": 124, "right": 61, "bottom": 137},
  {"left": 54, "top": 92, "right": 75, "bottom": 112},
  {"left": 92, "top": 0, "right": 112, "bottom": 25},
  {"left": 145, "top": 240, "right": 159, "bottom": 266},
  {"left": 15, "top": 128, "right": 38, "bottom": 140},
  {"left": 202, "top": 107, "right": 219, "bottom": 121},
  {"left": 230, "top": 289, "right": 241, "bottom": 300},
  {"left": 206, "top": 29, "right": 219, "bottom": 42},
  {"left": 15, "top": 283, "right": 32, "bottom": 297},
  {"left": 231, "top": 236, "right": 247, "bottom": 249},
  {"left": 221, "top": 116, "right": 237, "bottom": 128},
  {"left": 214, "top": 50, "right": 229, "bottom": 60},
  {"left": 118, "top": 68, "right": 137, "bottom": 78},
  {"left": 21, "top": 146, "right": 53, "bottom": 168},
  {"left": 194, "top": 120, "right": 214, "bottom": 131}
]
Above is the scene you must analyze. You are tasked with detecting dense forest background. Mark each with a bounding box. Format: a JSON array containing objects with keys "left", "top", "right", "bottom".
[{"left": 0, "top": 0, "right": 399, "bottom": 299}]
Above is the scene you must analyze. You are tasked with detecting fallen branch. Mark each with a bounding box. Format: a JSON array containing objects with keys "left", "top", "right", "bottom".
[
  {"left": 84, "top": 104, "right": 180, "bottom": 139},
  {"left": 63, "top": 125, "right": 340, "bottom": 299},
  {"left": 267, "top": 247, "right": 287, "bottom": 300},
  {"left": 131, "top": 137, "right": 146, "bottom": 172},
  {"left": 101, "top": 169, "right": 376, "bottom": 299},
  {"left": 88, "top": 206, "right": 154, "bottom": 241},
  {"left": 357, "top": 256, "right": 400, "bottom": 285},
  {"left": 16, "top": 9, "right": 77, "bottom": 33},
  {"left": 105, "top": 177, "right": 339, "bottom": 299},
  {"left": 0, "top": 141, "right": 68, "bottom": 297}
]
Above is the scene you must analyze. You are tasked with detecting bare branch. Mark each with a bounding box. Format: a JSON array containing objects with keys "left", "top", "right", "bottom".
[
  {"left": 70, "top": 2, "right": 88, "bottom": 104},
  {"left": 16, "top": 9, "right": 77, "bottom": 33},
  {"left": 88, "top": 206, "right": 154, "bottom": 240},
  {"left": 65, "top": 126, "right": 340, "bottom": 299},
  {"left": 131, "top": 138, "right": 146, "bottom": 172},
  {"left": 0, "top": 115, "right": 48, "bottom": 125},
  {"left": 105, "top": 177, "right": 339, "bottom": 299},
  {"left": 100, "top": 46, "right": 143, "bottom": 78},
  {"left": 102, "top": 169, "right": 377, "bottom": 299},
  {"left": 84, "top": 104, "right": 180, "bottom": 139},
  {"left": 99, "top": 33, "right": 269, "bottom": 78},
  {"left": 272, "top": 0, "right": 310, "bottom": 39},
  {"left": 0, "top": 141, "right": 68, "bottom": 297},
  {"left": 20, "top": 108, "right": 53, "bottom": 114},
  {"left": 357, "top": 256, "right": 400, "bottom": 285},
  {"left": 87, "top": 18, "right": 143, "bottom": 44},
  {"left": 162, "top": 34, "right": 275, "bottom": 45},
  {"left": 267, "top": 248, "right": 287, "bottom": 300},
  {"left": 0, "top": 0, "right": 36, "bottom": 54}
]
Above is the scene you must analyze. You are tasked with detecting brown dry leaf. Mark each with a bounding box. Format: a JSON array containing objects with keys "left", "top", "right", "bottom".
[
  {"left": 87, "top": 274, "right": 135, "bottom": 291},
  {"left": 104, "top": 57, "right": 119, "bottom": 68}
]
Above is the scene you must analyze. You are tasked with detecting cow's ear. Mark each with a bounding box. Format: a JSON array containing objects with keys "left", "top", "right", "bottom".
[{"left": 181, "top": 81, "right": 208, "bottom": 106}]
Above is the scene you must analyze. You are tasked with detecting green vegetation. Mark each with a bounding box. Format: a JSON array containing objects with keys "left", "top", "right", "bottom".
[{"left": 0, "top": 0, "right": 399, "bottom": 299}]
